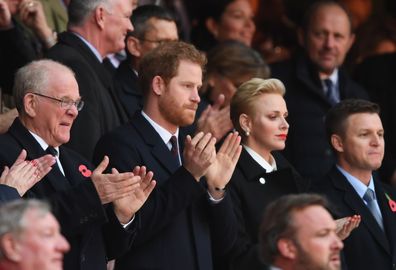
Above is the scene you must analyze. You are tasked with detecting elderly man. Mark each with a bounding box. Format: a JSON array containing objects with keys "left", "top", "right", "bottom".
[
  {"left": 46, "top": 0, "right": 134, "bottom": 160},
  {"left": 259, "top": 194, "right": 344, "bottom": 270},
  {"left": 0, "top": 199, "right": 70, "bottom": 270},
  {"left": 313, "top": 99, "right": 396, "bottom": 270},
  {"left": 0, "top": 59, "right": 155, "bottom": 270},
  {"left": 115, "top": 4, "right": 178, "bottom": 118},
  {"left": 271, "top": 0, "right": 368, "bottom": 181},
  {"left": 94, "top": 41, "right": 242, "bottom": 270}
]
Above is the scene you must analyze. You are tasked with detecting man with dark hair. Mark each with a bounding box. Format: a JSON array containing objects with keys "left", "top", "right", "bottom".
[
  {"left": 114, "top": 4, "right": 178, "bottom": 118},
  {"left": 259, "top": 193, "right": 343, "bottom": 270},
  {"left": 94, "top": 41, "right": 242, "bottom": 270},
  {"left": 46, "top": 0, "right": 133, "bottom": 160},
  {"left": 271, "top": 0, "right": 368, "bottom": 182},
  {"left": 314, "top": 99, "right": 396, "bottom": 270},
  {"left": 0, "top": 59, "right": 155, "bottom": 270},
  {"left": 0, "top": 199, "right": 70, "bottom": 270}
]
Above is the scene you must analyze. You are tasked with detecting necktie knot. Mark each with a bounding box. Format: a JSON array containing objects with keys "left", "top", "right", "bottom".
[
  {"left": 363, "top": 188, "right": 376, "bottom": 203},
  {"left": 46, "top": 146, "right": 58, "bottom": 157}
]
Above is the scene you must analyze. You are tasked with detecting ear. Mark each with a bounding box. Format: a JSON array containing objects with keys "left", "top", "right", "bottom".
[
  {"left": 23, "top": 93, "right": 37, "bottom": 118},
  {"left": 205, "top": 17, "right": 219, "bottom": 38},
  {"left": 126, "top": 36, "right": 141, "bottom": 57},
  {"left": 277, "top": 238, "right": 297, "bottom": 260},
  {"left": 297, "top": 27, "right": 305, "bottom": 47},
  {"left": 94, "top": 5, "right": 106, "bottom": 30},
  {"left": 0, "top": 234, "right": 23, "bottom": 262},
  {"left": 330, "top": 134, "right": 344, "bottom": 153},
  {"left": 151, "top": 76, "right": 165, "bottom": 96},
  {"left": 346, "top": 33, "right": 355, "bottom": 52},
  {"left": 239, "top": 113, "right": 252, "bottom": 133}
]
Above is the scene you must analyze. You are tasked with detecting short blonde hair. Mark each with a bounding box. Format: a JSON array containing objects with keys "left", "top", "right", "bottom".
[{"left": 230, "top": 78, "right": 286, "bottom": 139}]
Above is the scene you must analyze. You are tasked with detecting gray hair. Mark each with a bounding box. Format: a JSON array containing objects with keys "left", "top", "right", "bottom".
[
  {"left": 68, "top": 0, "right": 112, "bottom": 26},
  {"left": 0, "top": 199, "right": 51, "bottom": 260},
  {"left": 13, "top": 59, "right": 75, "bottom": 115}
]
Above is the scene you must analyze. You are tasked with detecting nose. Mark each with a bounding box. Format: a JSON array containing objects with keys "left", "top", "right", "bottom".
[
  {"left": 67, "top": 104, "right": 79, "bottom": 118},
  {"left": 325, "top": 34, "right": 335, "bottom": 48},
  {"left": 127, "top": 18, "right": 134, "bottom": 32},
  {"left": 58, "top": 234, "right": 70, "bottom": 253},
  {"left": 191, "top": 87, "right": 201, "bottom": 103},
  {"left": 280, "top": 116, "right": 289, "bottom": 130},
  {"left": 332, "top": 233, "right": 344, "bottom": 251},
  {"left": 370, "top": 134, "right": 383, "bottom": 146}
]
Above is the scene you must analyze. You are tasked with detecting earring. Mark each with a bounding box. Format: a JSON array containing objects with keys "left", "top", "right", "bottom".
[{"left": 245, "top": 130, "right": 250, "bottom": 136}]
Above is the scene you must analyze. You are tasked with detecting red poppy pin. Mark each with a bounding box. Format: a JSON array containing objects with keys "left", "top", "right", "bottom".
[
  {"left": 78, "top": 164, "right": 92, "bottom": 178},
  {"left": 385, "top": 193, "right": 396, "bottom": 212}
]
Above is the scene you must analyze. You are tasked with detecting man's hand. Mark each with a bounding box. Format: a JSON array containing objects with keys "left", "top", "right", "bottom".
[
  {"left": 0, "top": 149, "right": 55, "bottom": 196},
  {"left": 205, "top": 132, "right": 242, "bottom": 199},
  {"left": 183, "top": 132, "right": 217, "bottom": 181},
  {"left": 91, "top": 156, "right": 142, "bottom": 205},
  {"left": 112, "top": 166, "right": 156, "bottom": 224},
  {"left": 197, "top": 94, "right": 233, "bottom": 141},
  {"left": 0, "top": 0, "right": 12, "bottom": 29},
  {"left": 18, "top": 0, "right": 54, "bottom": 47}
]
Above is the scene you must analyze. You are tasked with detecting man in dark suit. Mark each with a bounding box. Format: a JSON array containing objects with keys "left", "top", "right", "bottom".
[
  {"left": 0, "top": 60, "right": 155, "bottom": 270},
  {"left": 270, "top": 0, "right": 368, "bottom": 181},
  {"left": 46, "top": 0, "right": 133, "bottom": 160},
  {"left": 115, "top": 4, "right": 178, "bottom": 119},
  {"left": 315, "top": 99, "right": 396, "bottom": 270},
  {"left": 94, "top": 41, "right": 242, "bottom": 270}
]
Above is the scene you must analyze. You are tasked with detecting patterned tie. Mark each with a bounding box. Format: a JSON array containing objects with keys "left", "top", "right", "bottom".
[
  {"left": 323, "top": 79, "right": 339, "bottom": 106},
  {"left": 363, "top": 188, "right": 384, "bottom": 231},
  {"left": 169, "top": 135, "right": 181, "bottom": 166}
]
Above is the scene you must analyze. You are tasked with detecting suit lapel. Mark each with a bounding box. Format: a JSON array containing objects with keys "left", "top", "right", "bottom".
[
  {"left": 330, "top": 168, "right": 390, "bottom": 254},
  {"left": 9, "top": 119, "right": 72, "bottom": 192},
  {"left": 237, "top": 148, "right": 267, "bottom": 182},
  {"left": 132, "top": 113, "right": 180, "bottom": 173}
]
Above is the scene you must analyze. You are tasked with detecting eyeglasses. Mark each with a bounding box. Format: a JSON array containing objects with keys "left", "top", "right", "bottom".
[{"left": 29, "top": 92, "right": 84, "bottom": 111}]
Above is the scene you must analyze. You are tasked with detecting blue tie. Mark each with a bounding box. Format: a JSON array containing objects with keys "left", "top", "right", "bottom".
[
  {"left": 363, "top": 188, "right": 384, "bottom": 231},
  {"left": 323, "top": 79, "right": 339, "bottom": 106}
]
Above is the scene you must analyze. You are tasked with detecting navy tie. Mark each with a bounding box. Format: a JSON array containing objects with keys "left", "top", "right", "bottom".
[
  {"left": 323, "top": 79, "right": 339, "bottom": 106},
  {"left": 170, "top": 136, "right": 181, "bottom": 166}
]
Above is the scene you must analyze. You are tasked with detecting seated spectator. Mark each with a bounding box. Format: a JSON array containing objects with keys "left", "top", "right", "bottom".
[
  {"left": 0, "top": 199, "right": 70, "bottom": 270},
  {"left": 271, "top": 0, "right": 368, "bottom": 182},
  {"left": 190, "top": 0, "right": 255, "bottom": 52},
  {"left": 259, "top": 194, "right": 344, "bottom": 270},
  {"left": 0, "top": 59, "right": 155, "bottom": 270}
]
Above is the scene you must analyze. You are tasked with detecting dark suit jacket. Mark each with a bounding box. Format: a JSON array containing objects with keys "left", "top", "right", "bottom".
[
  {"left": 46, "top": 31, "right": 128, "bottom": 160},
  {"left": 354, "top": 53, "right": 396, "bottom": 184},
  {"left": 94, "top": 112, "right": 238, "bottom": 270},
  {"left": 0, "top": 118, "right": 137, "bottom": 270},
  {"left": 223, "top": 149, "right": 309, "bottom": 270},
  {"left": 313, "top": 166, "right": 396, "bottom": 270},
  {"left": 114, "top": 60, "right": 143, "bottom": 119},
  {"left": 271, "top": 53, "right": 368, "bottom": 181}
]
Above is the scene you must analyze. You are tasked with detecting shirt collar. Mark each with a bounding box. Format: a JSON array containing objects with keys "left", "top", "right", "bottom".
[
  {"left": 141, "top": 111, "right": 179, "bottom": 146},
  {"left": 243, "top": 145, "right": 277, "bottom": 172},
  {"left": 28, "top": 131, "right": 60, "bottom": 155},
  {"left": 321, "top": 69, "right": 339, "bottom": 88},
  {"left": 71, "top": 32, "right": 103, "bottom": 62},
  {"left": 336, "top": 165, "right": 375, "bottom": 199}
]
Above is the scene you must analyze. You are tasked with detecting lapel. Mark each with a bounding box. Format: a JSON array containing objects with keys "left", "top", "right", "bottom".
[
  {"left": 8, "top": 118, "right": 72, "bottom": 192},
  {"left": 58, "top": 32, "right": 128, "bottom": 122},
  {"left": 295, "top": 54, "right": 334, "bottom": 106},
  {"left": 329, "top": 167, "right": 391, "bottom": 254},
  {"left": 131, "top": 112, "right": 181, "bottom": 174},
  {"left": 236, "top": 148, "right": 267, "bottom": 182}
]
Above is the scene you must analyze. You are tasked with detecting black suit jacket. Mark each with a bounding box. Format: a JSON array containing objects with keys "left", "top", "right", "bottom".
[
  {"left": 313, "top": 166, "right": 396, "bottom": 270},
  {"left": 114, "top": 60, "right": 143, "bottom": 119},
  {"left": 0, "top": 118, "right": 137, "bottom": 270},
  {"left": 271, "top": 53, "right": 368, "bottom": 181},
  {"left": 94, "top": 112, "right": 238, "bottom": 270},
  {"left": 224, "top": 149, "right": 309, "bottom": 270},
  {"left": 45, "top": 31, "right": 128, "bottom": 160}
]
